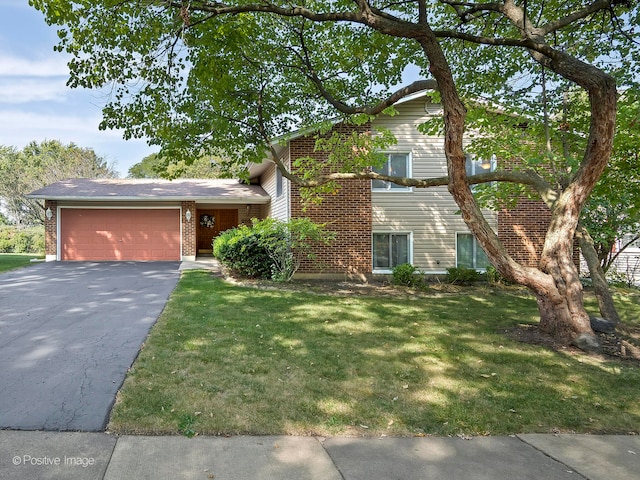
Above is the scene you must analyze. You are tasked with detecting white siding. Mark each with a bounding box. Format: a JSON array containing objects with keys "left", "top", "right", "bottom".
[
  {"left": 261, "top": 152, "right": 290, "bottom": 221},
  {"left": 371, "top": 97, "right": 498, "bottom": 273},
  {"left": 609, "top": 248, "right": 640, "bottom": 286}
]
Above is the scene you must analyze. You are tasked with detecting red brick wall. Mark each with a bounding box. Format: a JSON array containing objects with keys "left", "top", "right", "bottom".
[
  {"left": 44, "top": 200, "right": 57, "bottom": 257},
  {"left": 181, "top": 201, "right": 196, "bottom": 257},
  {"left": 498, "top": 198, "right": 551, "bottom": 268},
  {"left": 289, "top": 124, "right": 373, "bottom": 275}
]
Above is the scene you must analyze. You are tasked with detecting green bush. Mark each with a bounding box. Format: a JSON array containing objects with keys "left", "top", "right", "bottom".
[
  {"left": 485, "top": 265, "right": 510, "bottom": 285},
  {"left": 605, "top": 269, "right": 636, "bottom": 289},
  {"left": 392, "top": 263, "right": 422, "bottom": 287},
  {"left": 446, "top": 266, "right": 480, "bottom": 285},
  {"left": 0, "top": 226, "right": 44, "bottom": 254},
  {"left": 213, "top": 225, "right": 273, "bottom": 278},
  {"left": 213, "top": 218, "right": 334, "bottom": 281}
]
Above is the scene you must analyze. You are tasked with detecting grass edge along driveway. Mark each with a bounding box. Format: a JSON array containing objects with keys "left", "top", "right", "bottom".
[
  {"left": 108, "top": 271, "right": 640, "bottom": 437},
  {"left": 0, "top": 253, "right": 43, "bottom": 273}
]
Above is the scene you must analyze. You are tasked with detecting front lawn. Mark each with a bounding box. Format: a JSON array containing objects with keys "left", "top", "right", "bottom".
[
  {"left": 108, "top": 272, "right": 640, "bottom": 437},
  {"left": 0, "top": 253, "right": 43, "bottom": 273}
]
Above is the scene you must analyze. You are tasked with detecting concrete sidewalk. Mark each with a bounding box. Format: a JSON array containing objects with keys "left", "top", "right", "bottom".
[{"left": 0, "top": 432, "right": 638, "bottom": 480}]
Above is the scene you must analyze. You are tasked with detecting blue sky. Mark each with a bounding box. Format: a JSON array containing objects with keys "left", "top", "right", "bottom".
[{"left": 0, "top": 1, "right": 156, "bottom": 177}]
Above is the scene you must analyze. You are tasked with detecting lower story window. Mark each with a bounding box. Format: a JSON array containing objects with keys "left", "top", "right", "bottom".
[
  {"left": 373, "top": 233, "right": 410, "bottom": 270},
  {"left": 456, "top": 233, "right": 490, "bottom": 270}
]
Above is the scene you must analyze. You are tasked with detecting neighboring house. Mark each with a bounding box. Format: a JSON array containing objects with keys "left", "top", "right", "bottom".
[
  {"left": 610, "top": 235, "right": 640, "bottom": 286},
  {"left": 28, "top": 91, "right": 550, "bottom": 277},
  {"left": 583, "top": 234, "right": 640, "bottom": 286}
]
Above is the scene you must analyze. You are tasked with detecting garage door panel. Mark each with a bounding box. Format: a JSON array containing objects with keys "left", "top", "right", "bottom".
[{"left": 61, "top": 209, "right": 181, "bottom": 261}]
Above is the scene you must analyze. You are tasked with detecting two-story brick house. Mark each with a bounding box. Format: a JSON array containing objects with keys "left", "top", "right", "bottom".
[
  {"left": 248, "top": 90, "right": 550, "bottom": 277},
  {"left": 29, "top": 90, "right": 550, "bottom": 276}
]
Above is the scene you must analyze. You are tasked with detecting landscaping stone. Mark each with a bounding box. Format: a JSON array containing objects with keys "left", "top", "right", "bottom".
[
  {"left": 571, "top": 332, "right": 602, "bottom": 353},
  {"left": 590, "top": 316, "right": 617, "bottom": 333}
]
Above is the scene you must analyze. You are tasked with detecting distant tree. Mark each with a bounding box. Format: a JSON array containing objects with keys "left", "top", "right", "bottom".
[
  {"left": 127, "top": 153, "right": 162, "bottom": 178},
  {"left": 0, "top": 140, "right": 117, "bottom": 225},
  {"left": 128, "top": 152, "right": 228, "bottom": 179}
]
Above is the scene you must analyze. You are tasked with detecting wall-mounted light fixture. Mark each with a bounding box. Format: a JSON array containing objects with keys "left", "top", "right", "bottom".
[
  {"left": 246, "top": 204, "right": 251, "bottom": 213},
  {"left": 45, "top": 208, "right": 53, "bottom": 220},
  {"left": 185, "top": 209, "right": 192, "bottom": 221}
]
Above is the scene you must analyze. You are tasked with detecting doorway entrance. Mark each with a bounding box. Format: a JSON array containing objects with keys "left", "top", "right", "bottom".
[{"left": 196, "top": 208, "right": 239, "bottom": 254}]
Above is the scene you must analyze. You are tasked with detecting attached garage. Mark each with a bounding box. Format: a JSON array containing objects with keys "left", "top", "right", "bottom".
[
  {"left": 60, "top": 208, "right": 181, "bottom": 261},
  {"left": 27, "top": 178, "right": 271, "bottom": 262}
]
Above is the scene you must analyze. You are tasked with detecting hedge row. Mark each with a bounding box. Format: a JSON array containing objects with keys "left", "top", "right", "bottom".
[{"left": 0, "top": 226, "right": 45, "bottom": 254}]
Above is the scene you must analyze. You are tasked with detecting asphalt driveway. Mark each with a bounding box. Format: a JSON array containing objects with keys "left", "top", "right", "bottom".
[{"left": 0, "top": 262, "right": 180, "bottom": 431}]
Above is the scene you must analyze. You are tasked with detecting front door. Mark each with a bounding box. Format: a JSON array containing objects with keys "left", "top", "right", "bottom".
[{"left": 197, "top": 209, "right": 239, "bottom": 253}]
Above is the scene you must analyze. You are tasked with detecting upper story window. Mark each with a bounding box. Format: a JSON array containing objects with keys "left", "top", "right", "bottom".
[
  {"left": 465, "top": 154, "right": 496, "bottom": 192},
  {"left": 372, "top": 153, "right": 412, "bottom": 192}
]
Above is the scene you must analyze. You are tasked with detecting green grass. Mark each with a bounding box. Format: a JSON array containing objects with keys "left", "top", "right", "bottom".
[
  {"left": 0, "top": 253, "right": 43, "bottom": 273},
  {"left": 108, "top": 272, "right": 640, "bottom": 437}
]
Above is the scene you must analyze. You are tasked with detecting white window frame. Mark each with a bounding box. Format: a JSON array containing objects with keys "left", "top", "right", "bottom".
[
  {"left": 371, "top": 152, "right": 413, "bottom": 192},
  {"left": 372, "top": 231, "right": 413, "bottom": 274},
  {"left": 455, "top": 232, "right": 490, "bottom": 271}
]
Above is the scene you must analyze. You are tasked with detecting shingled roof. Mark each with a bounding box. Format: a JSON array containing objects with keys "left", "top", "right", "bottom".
[{"left": 28, "top": 178, "right": 270, "bottom": 204}]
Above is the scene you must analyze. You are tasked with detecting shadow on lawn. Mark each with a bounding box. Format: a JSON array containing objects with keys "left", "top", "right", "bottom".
[{"left": 110, "top": 272, "right": 640, "bottom": 437}]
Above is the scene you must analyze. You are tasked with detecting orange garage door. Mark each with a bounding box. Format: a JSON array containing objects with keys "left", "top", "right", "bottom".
[{"left": 60, "top": 208, "right": 181, "bottom": 261}]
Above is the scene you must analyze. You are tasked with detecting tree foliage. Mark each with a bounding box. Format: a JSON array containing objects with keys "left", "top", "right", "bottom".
[
  {"left": 0, "top": 140, "right": 116, "bottom": 225},
  {"left": 30, "top": 0, "right": 640, "bottom": 346},
  {"left": 127, "top": 152, "right": 228, "bottom": 178}
]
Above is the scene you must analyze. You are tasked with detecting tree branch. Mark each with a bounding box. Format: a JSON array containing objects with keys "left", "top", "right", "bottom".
[
  {"left": 433, "top": 29, "right": 533, "bottom": 47},
  {"left": 170, "top": 1, "right": 362, "bottom": 23},
  {"left": 539, "top": 0, "right": 613, "bottom": 35},
  {"left": 270, "top": 159, "right": 556, "bottom": 196}
]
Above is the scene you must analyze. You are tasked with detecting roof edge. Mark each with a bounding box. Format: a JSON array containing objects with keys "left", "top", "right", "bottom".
[{"left": 27, "top": 194, "right": 270, "bottom": 204}]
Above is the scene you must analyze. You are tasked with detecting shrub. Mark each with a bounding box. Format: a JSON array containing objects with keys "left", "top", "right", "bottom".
[
  {"left": 213, "top": 218, "right": 334, "bottom": 281},
  {"left": 392, "top": 263, "right": 422, "bottom": 287},
  {"left": 606, "top": 269, "right": 637, "bottom": 289},
  {"left": 485, "top": 265, "right": 510, "bottom": 285},
  {"left": 0, "top": 226, "right": 44, "bottom": 254},
  {"left": 213, "top": 225, "right": 272, "bottom": 278},
  {"left": 446, "top": 266, "right": 480, "bottom": 285}
]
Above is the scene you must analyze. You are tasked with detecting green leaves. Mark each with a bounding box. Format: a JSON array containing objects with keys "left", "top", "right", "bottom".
[
  {"left": 213, "top": 217, "right": 334, "bottom": 281},
  {"left": 0, "top": 140, "right": 116, "bottom": 225},
  {"left": 291, "top": 124, "right": 396, "bottom": 204},
  {"left": 29, "top": 1, "right": 420, "bottom": 167}
]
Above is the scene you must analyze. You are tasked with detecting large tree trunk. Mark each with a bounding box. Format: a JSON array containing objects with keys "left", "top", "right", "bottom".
[
  {"left": 415, "top": 22, "right": 616, "bottom": 350},
  {"left": 576, "top": 224, "right": 622, "bottom": 324},
  {"left": 534, "top": 231, "right": 596, "bottom": 345}
]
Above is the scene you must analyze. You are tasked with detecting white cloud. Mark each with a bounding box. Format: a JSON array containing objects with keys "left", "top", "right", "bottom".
[
  {"left": 0, "top": 110, "right": 119, "bottom": 145},
  {"left": 0, "top": 78, "right": 69, "bottom": 103},
  {"left": 0, "top": 53, "right": 69, "bottom": 77}
]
